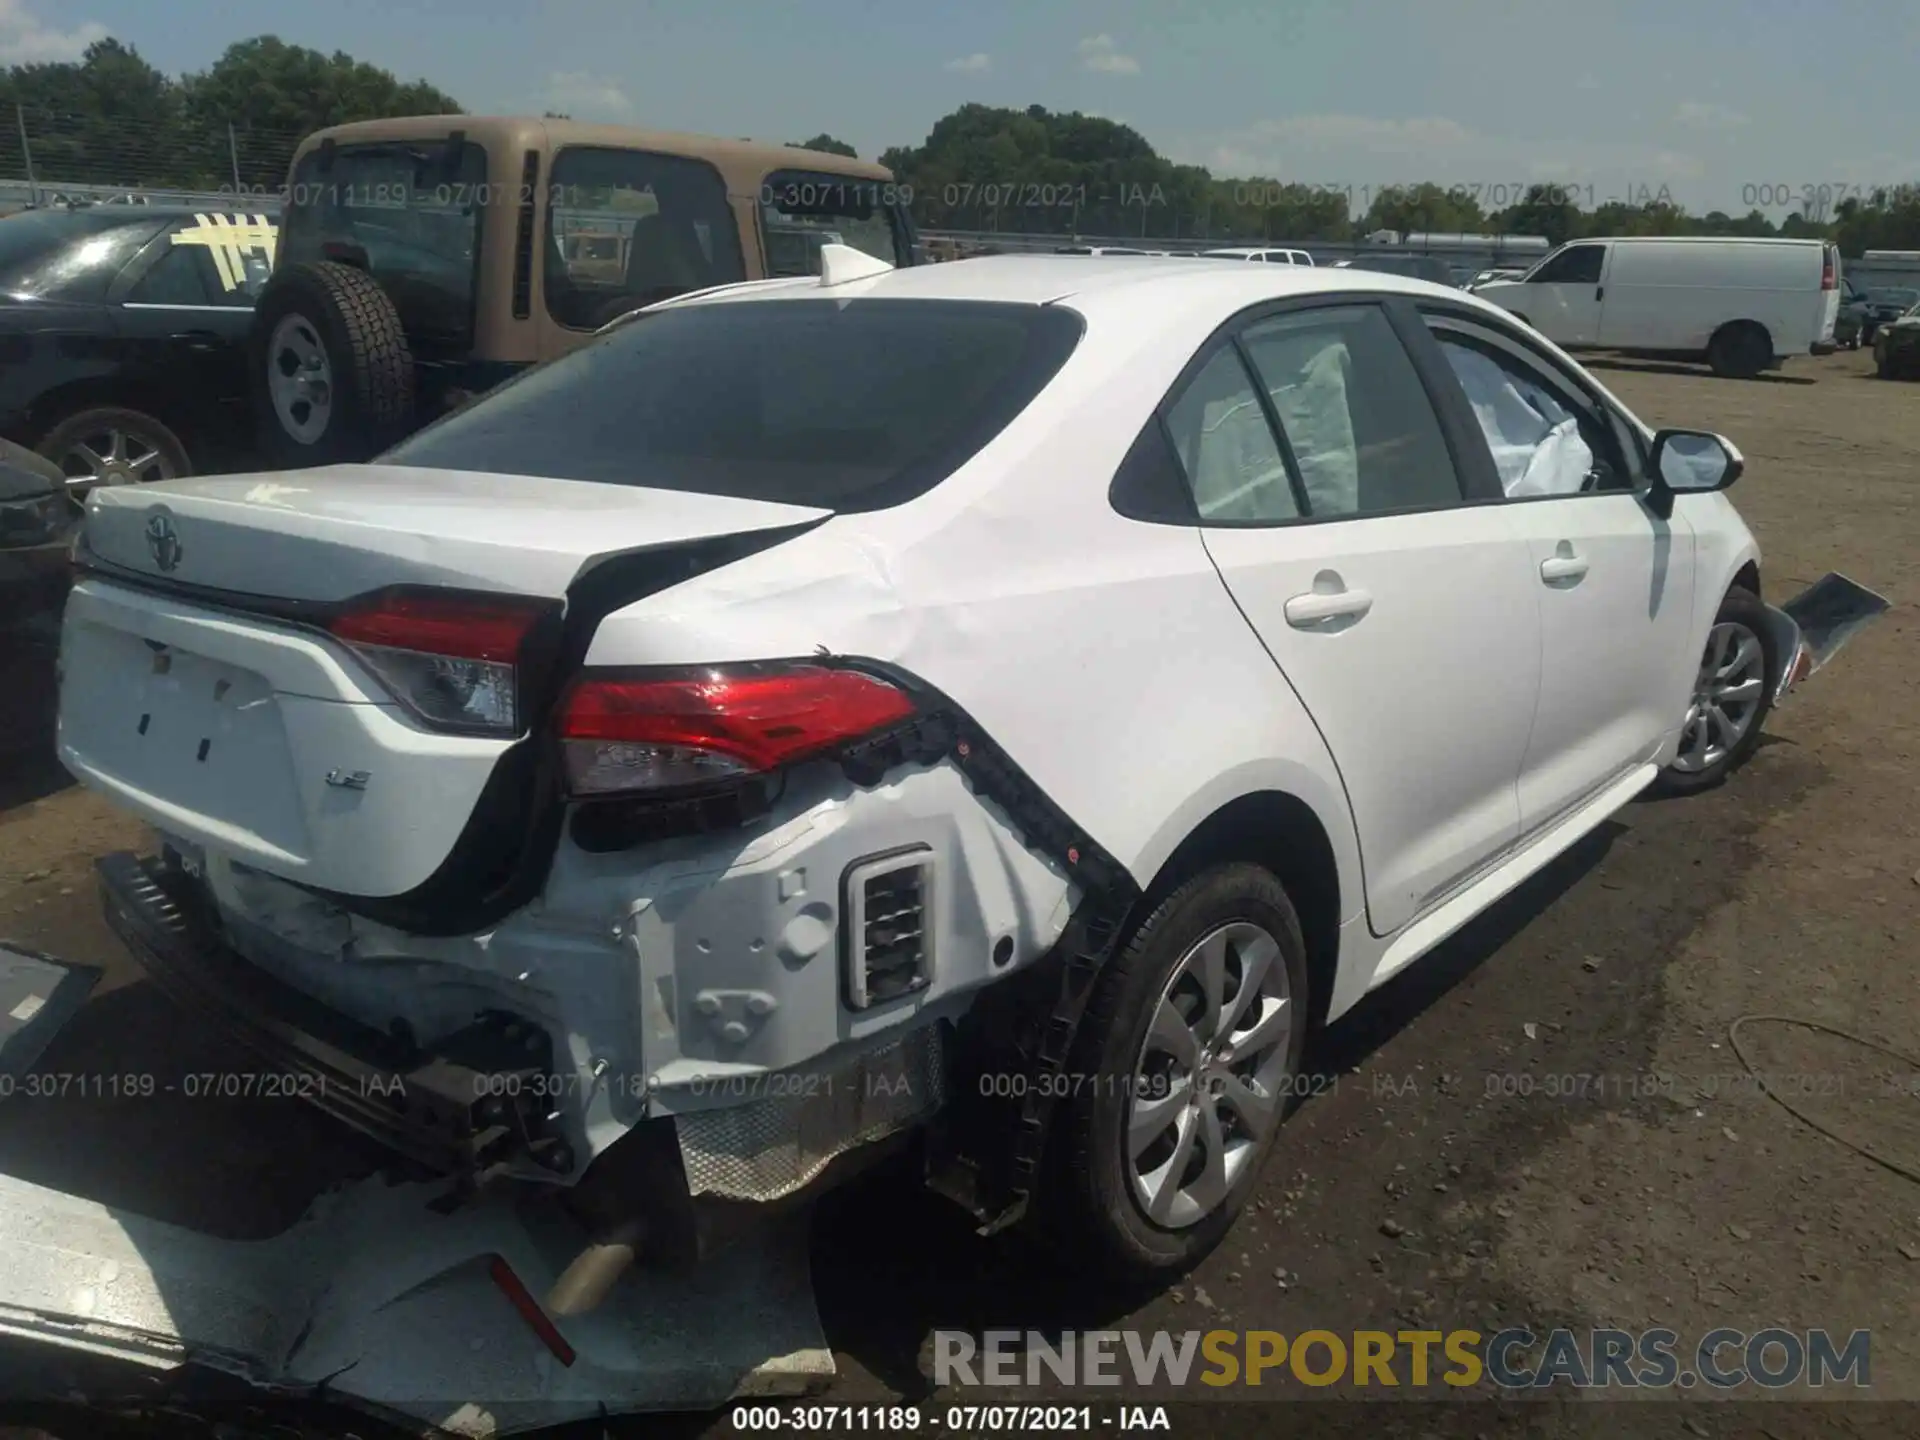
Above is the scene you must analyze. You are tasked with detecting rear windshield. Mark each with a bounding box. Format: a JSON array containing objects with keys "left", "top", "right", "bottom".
[
  {"left": 380, "top": 298, "right": 1084, "bottom": 511},
  {"left": 276, "top": 138, "right": 486, "bottom": 347},
  {"left": 760, "top": 169, "right": 914, "bottom": 277},
  {"left": 0, "top": 211, "right": 161, "bottom": 299},
  {"left": 546, "top": 146, "right": 747, "bottom": 331}
]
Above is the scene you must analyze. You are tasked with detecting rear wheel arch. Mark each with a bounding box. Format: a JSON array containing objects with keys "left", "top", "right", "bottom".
[{"left": 1133, "top": 790, "right": 1343, "bottom": 1027}]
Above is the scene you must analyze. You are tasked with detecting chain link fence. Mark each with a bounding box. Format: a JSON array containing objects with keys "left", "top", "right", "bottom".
[{"left": 1, "top": 104, "right": 304, "bottom": 203}]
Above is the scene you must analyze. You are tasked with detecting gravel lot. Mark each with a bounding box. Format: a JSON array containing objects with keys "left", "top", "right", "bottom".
[{"left": 0, "top": 348, "right": 1916, "bottom": 1435}]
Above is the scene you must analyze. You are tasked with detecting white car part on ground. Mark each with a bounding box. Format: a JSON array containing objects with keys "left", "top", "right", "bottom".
[{"left": 0, "top": 1143, "right": 830, "bottom": 1436}]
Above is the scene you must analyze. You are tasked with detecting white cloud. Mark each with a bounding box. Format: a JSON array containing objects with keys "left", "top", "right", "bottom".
[
  {"left": 544, "top": 70, "right": 632, "bottom": 119},
  {"left": 1078, "top": 34, "right": 1141, "bottom": 76},
  {"left": 943, "top": 52, "right": 991, "bottom": 74},
  {"left": 1675, "top": 101, "right": 1749, "bottom": 131},
  {"left": 0, "top": 0, "right": 108, "bottom": 63}
]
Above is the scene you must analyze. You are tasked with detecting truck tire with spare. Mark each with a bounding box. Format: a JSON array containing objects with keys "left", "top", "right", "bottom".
[
  {"left": 251, "top": 260, "right": 415, "bottom": 468},
  {"left": 247, "top": 116, "right": 922, "bottom": 467}
]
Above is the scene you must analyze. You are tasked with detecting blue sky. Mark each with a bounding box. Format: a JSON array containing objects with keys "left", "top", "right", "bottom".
[{"left": 7, "top": 0, "right": 1919, "bottom": 218}]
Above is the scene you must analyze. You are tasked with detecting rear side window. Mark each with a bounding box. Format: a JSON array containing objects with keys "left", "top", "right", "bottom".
[
  {"left": 1163, "top": 347, "right": 1300, "bottom": 522},
  {"left": 1238, "top": 306, "right": 1461, "bottom": 518},
  {"left": 381, "top": 298, "right": 1083, "bottom": 511},
  {"left": 128, "top": 217, "right": 274, "bottom": 307},
  {"left": 546, "top": 147, "right": 747, "bottom": 330},
  {"left": 128, "top": 246, "right": 213, "bottom": 305}
]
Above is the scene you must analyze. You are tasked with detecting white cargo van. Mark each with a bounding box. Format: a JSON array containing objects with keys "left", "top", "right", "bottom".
[
  {"left": 1199, "top": 246, "right": 1315, "bottom": 265},
  {"left": 1472, "top": 236, "right": 1841, "bottom": 379}
]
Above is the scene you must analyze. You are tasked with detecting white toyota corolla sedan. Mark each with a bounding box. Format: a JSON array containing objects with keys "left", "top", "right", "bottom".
[{"left": 56, "top": 247, "right": 1818, "bottom": 1289}]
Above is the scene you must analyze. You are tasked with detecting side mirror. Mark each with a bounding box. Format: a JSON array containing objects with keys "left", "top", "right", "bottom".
[
  {"left": 0, "top": 462, "right": 76, "bottom": 549},
  {"left": 0, "top": 437, "right": 64, "bottom": 489},
  {"left": 1645, "top": 429, "right": 1742, "bottom": 518}
]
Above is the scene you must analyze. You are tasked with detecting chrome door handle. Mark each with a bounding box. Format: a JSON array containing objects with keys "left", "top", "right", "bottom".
[
  {"left": 1540, "top": 553, "right": 1589, "bottom": 583},
  {"left": 1284, "top": 588, "right": 1373, "bottom": 627}
]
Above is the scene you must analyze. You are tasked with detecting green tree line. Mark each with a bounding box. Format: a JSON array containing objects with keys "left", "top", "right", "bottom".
[
  {"left": 1, "top": 37, "right": 459, "bottom": 190},
  {"left": 7, "top": 43, "right": 1917, "bottom": 255}
]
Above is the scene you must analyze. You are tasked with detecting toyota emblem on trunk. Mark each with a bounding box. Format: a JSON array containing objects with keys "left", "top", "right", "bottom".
[{"left": 145, "top": 513, "right": 182, "bottom": 572}]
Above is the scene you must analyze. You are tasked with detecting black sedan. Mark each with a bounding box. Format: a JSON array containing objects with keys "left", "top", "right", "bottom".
[
  {"left": 1854, "top": 286, "right": 1920, "bottom": 346},
  {"left": 0, "top": 204, "right": 275, "bottom": 510},
  {"left": 0, "top": 436, "right": 72, "bottom": 617}
]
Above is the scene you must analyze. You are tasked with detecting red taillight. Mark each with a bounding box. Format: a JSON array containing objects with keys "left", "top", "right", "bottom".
[
  {"left": 558, "top": 664, "right": 916, "bottom": 796},
  {"left": 328, "top": 591, "right": 548, "bottom": 735},
  {"left": 1822, "top": 248, "right": 1837, "bottom": 291}
]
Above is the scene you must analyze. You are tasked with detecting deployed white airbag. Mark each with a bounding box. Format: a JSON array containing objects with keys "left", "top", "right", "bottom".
[{"left": 1442, "top": 341, "right": 1594, "bottom": 497}]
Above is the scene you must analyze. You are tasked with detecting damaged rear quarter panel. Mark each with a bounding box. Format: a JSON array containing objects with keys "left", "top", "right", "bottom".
[
  {"left": 608, "top": 758, "right": 1077, "bottom": 1109},
  {"left": 581, "top": 290, "right": 1365, "bottom": 929}
]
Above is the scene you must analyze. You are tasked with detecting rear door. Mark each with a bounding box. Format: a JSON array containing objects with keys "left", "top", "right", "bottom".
[
  {"left": 1417, "top": 307, "right": 1699, "bottom": 835},
  {"left": 1171, "top": 297, "right": 1542, "bottom": 935},
  {"left": 110, "top": 215, "right": 275, "bottom": 447},
  {"left": 1818, "top": 244, "right": 1841, "bottom": 344},
  {"left": 1522, "top": 242, "right": 1609, "bottom": 346}
]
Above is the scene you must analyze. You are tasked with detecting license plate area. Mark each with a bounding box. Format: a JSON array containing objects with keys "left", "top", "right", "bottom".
[
  {"left": 81, "top": 627, "right": 278, "bottom": 775},
  {"left": 60, "top": 618, "right": 312, "bottom": 860}
]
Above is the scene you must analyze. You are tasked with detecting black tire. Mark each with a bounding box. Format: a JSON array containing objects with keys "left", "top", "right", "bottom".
[
  {"left": 250, "top": 262, "right": 415, "bottom": 468},
  {"left": 1707, "top": 322, "right": 1772, "bottom": 380},
  {"left": 1877, "top": 350, "right": 1895, "bottom": 379},
  {"left": 34, "top": 406, "right": 190, "bottom": 507},
  {"left": 1044, "top": 862, "right": 1310, "bottom": 1280},
  {"left": 1654, "top": 585, "right": 1777, "bottom": 797}
]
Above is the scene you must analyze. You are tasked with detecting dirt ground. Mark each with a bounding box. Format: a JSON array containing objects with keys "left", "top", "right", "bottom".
[{"left": 0, "top": 347, "right": 1917, "bottom": 1436}]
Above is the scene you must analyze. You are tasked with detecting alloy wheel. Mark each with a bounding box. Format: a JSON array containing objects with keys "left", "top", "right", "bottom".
[
  {"left": 1672, "top": 621, "right": 1766, "bottom": 772},
  {"left": 57, "top": 424, "right": 177, "bottom": 509},
  {"left": 1126, "top": 921, "right": 1293, "bottom": 1229}
]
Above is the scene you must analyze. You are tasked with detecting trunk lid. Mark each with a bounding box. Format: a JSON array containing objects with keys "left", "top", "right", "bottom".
[
  {"left": 79, "top": 464, "right": 831, "bottom": 602},
  {"left": 60, "top": 465, "right": 829, "bottom": 899}
]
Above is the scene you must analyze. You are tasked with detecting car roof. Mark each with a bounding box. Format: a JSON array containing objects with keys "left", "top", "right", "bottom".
[
  {"left": 298, "top": 115, "right": 892, "bottom": 182},
  {"left": 671, "top": 252, "right": 1478, "bottom": 316},
  {"left": 1592, "top": 235, "right": 1825, "bottom": 247},
  {"left": 5, "top": 206, "right": 220, "bottom": 222}
]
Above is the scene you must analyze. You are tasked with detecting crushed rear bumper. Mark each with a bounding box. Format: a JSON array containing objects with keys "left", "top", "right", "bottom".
[
  {"left": 1763, "top": 573, "right": 1890, "bottom": 705},
  {"left": 0, "top": 930, "right": 836, "bottom": 1433},
  {"left": 97, "top": 851, "right": 576, "bottom": 1186}
]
